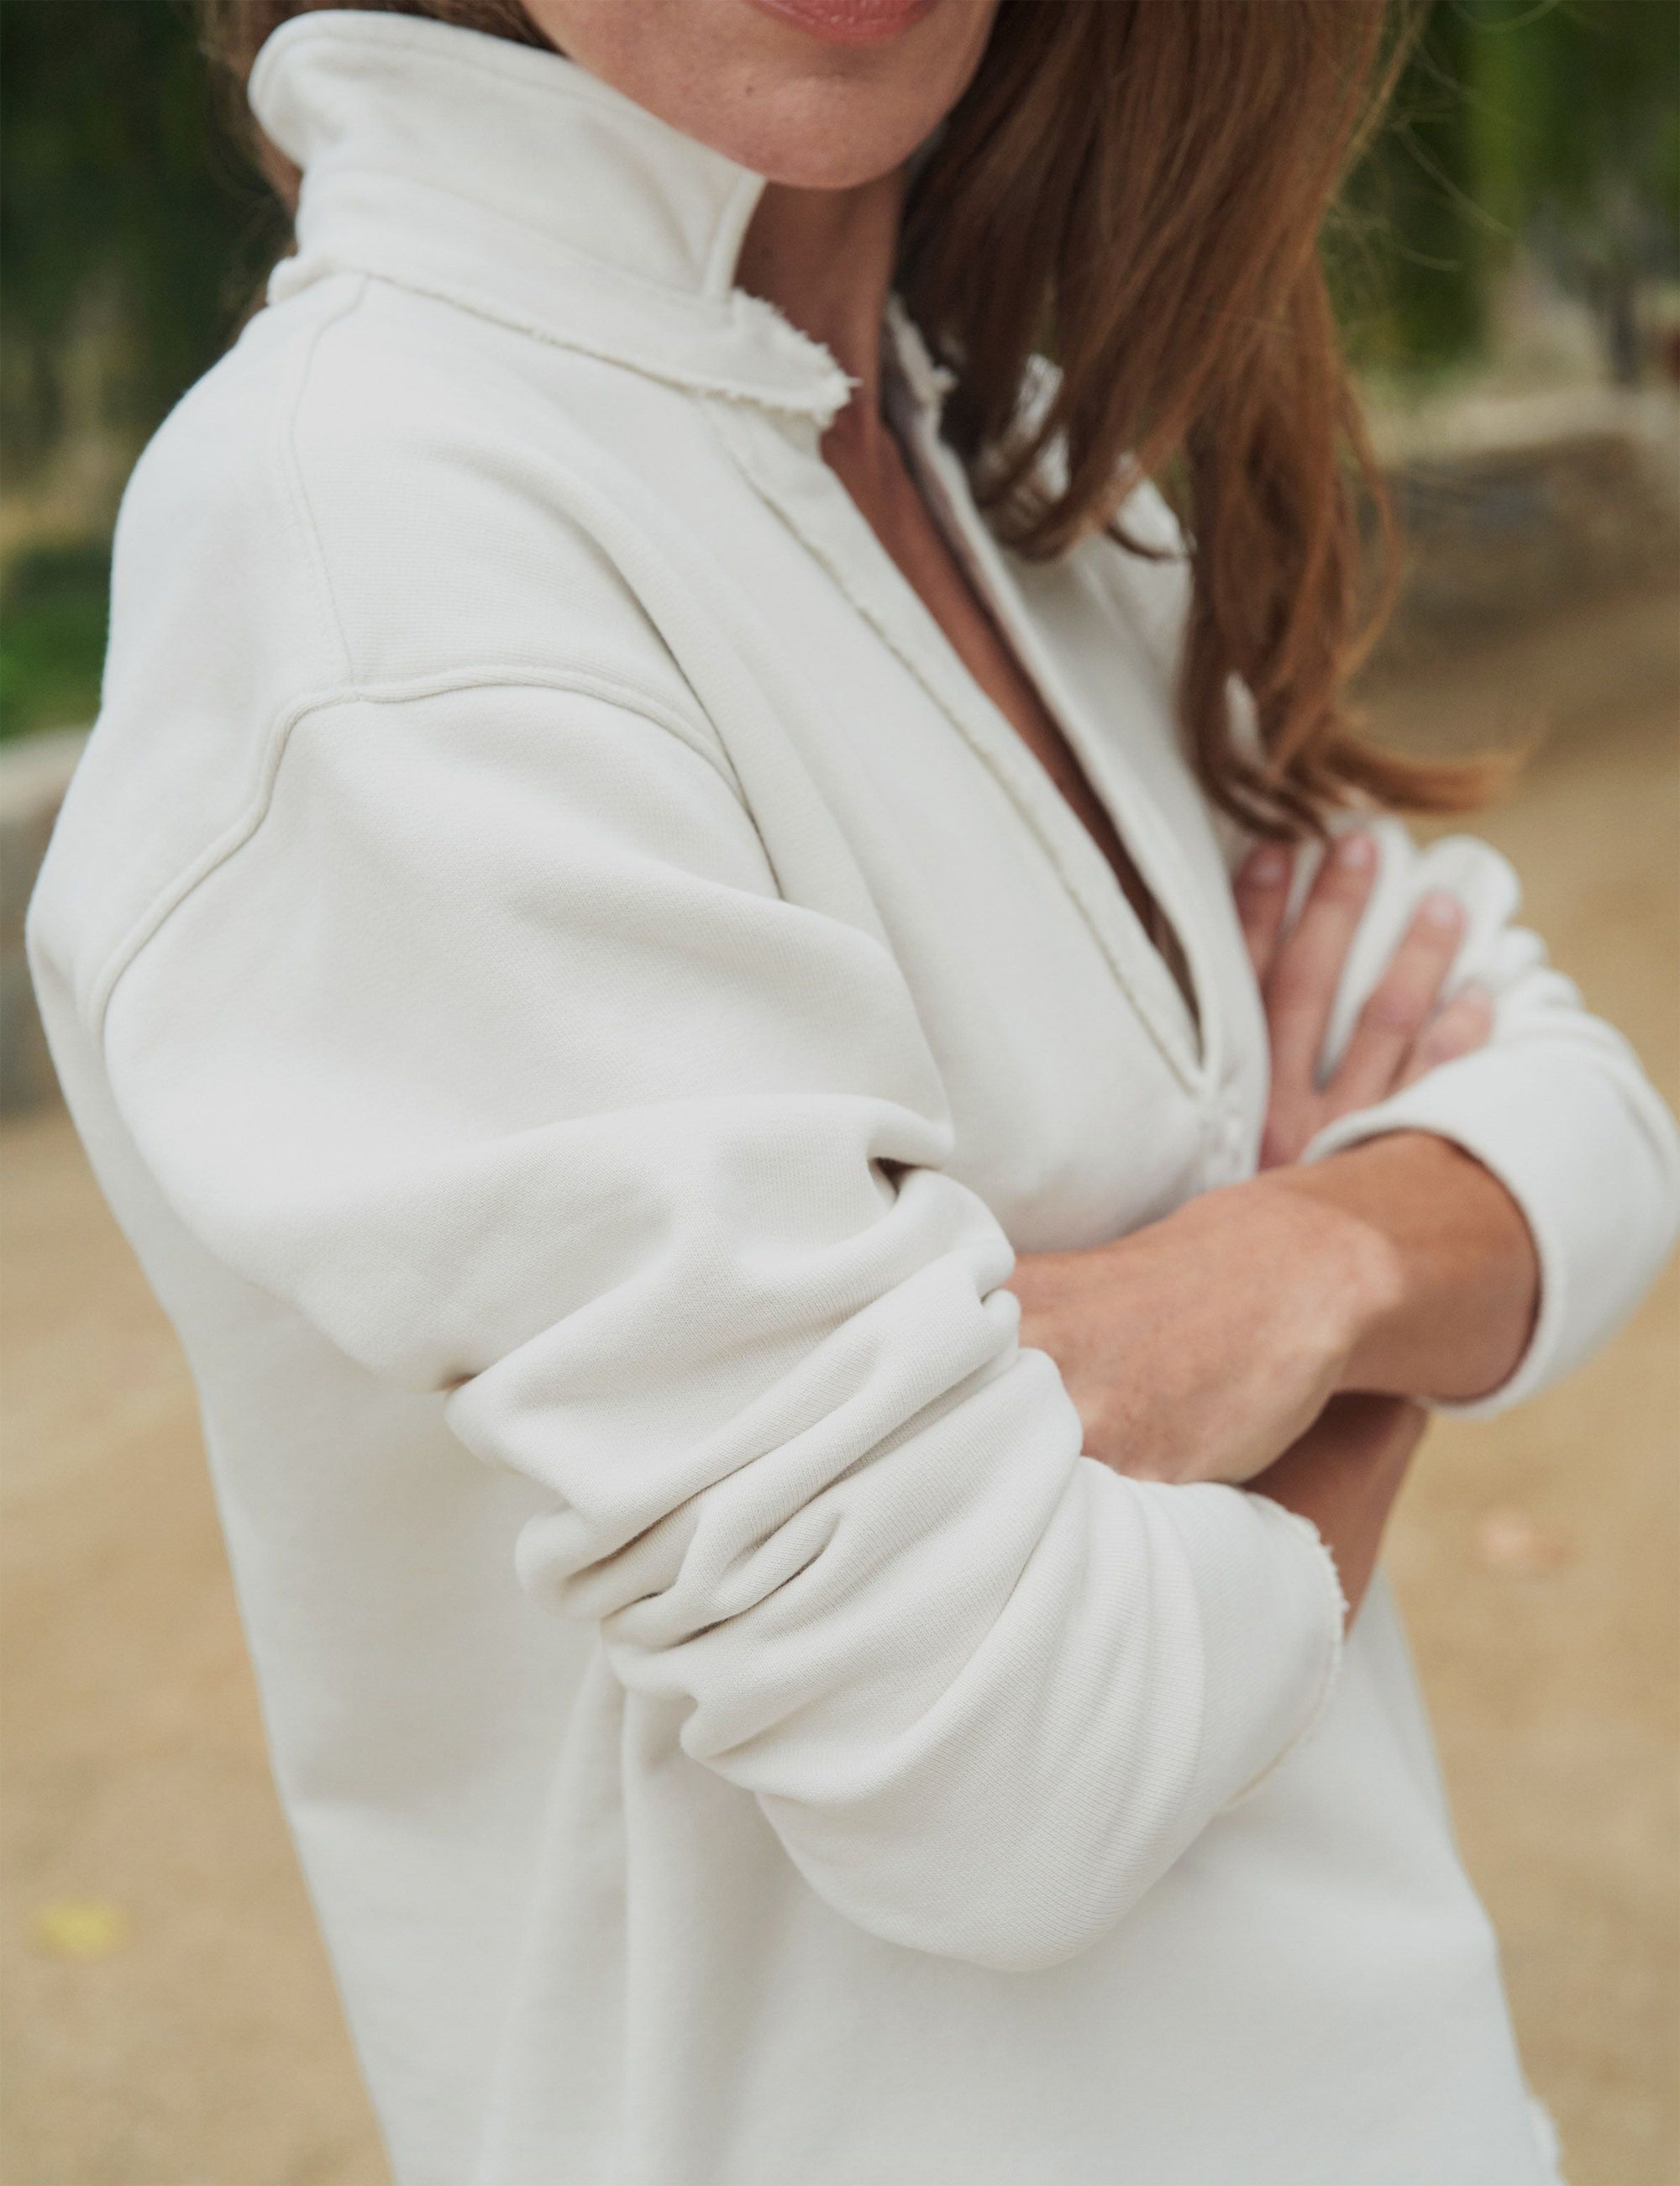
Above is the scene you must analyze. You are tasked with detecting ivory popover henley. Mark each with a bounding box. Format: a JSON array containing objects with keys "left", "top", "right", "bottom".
[{"left": 29, "top": 15, "right": 1680, "bottom": 2184}]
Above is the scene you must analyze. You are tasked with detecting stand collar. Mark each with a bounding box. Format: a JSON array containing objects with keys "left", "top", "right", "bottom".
[{"left": 250, "top": 8, "right": 866, "bottom": 423}]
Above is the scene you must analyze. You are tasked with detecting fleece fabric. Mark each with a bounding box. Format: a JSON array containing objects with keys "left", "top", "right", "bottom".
[{"left": 29, "top": 15, "right": 1677, "bottom": 2183}]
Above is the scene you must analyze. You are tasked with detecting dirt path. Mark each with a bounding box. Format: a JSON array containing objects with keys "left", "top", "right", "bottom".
[{"left": 3, "top": 583, "right": 1675, "bottom": 2186}]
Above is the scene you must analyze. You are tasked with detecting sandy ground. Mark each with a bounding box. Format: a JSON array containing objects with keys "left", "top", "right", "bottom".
[{"left": 2, "top": 581, "right": 1676, "bottom": 2186}]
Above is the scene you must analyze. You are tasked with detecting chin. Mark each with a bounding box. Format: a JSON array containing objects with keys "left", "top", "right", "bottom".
[
  {"left": 704, "top": 94, "right": 937, "bottom": 189},
  {"left": 523, "top": 0, "right": 995, "bottom": 187}
]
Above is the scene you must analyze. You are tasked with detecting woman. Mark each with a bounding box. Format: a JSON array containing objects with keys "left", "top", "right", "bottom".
[{"left": 29, "top": 1, "right": 1677, "bottom": 2179}]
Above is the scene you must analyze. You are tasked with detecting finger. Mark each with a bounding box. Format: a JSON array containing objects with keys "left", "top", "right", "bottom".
[
  {"left": 1398, "top": 980, "right": 1495, "bottom": 1087},
  {"left": 1327, "top": 889, "right": 1467, "bottom": 1109},
  {"left": 1233, "top": 841, "right": 1294, "bottom": 982},
  {"left": 1263, "top": 828, "right": 1379, "bottom": 1095}
]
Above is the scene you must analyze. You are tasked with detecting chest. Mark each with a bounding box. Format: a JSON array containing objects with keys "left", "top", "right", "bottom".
[{"left": 553, "top": 370, "right": 1272, "bottom": 1248}]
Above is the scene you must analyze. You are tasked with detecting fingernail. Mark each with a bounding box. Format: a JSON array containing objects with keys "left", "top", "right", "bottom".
[
  {"left": 1242, "top": 845, "right": 1289, "bottom": 886},
  {"left": 1420, "top": 889, "right": 1463, "bottom": 931},
  {"left": 1334, "top": 830, "right": 1375, "bottom": 870}
]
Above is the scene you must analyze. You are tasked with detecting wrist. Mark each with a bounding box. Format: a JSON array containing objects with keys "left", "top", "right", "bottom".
[
  {"left": 1247, "top": 1164, "right": 1410, "bottom": 1388},
  {"left": 1247, "top": 1394, "right": 1425, "bottom": 1624},
  {"left": 1260, "top": 1132, "right": 1540, "bottom": 1399}
]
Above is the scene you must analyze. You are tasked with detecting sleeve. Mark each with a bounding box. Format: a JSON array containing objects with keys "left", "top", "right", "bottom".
[
  {"left": 98, "top": 680, "right": 1345, "bottom": 1973},
  {"left": 1290, "top": 817, "right": 1680, "bottom": 1416},
  {"left": 1101, "top": 486, "right": 1677, "bottom": 1416}
]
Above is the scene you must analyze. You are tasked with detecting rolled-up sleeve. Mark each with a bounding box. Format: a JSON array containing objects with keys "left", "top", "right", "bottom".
[
  {"left": 1296, "top": 818, "right": 1680, "bottom": 1415},
  {"left": 101, "top": 678, "right": 1343, "bottom": 1972}
]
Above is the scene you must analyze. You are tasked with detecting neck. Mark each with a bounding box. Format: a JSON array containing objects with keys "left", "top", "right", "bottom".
[{"left": 735, "top": 170, "right": 907, "bottom": 466}]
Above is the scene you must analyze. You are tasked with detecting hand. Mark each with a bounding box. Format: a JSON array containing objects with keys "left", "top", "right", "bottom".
[
  {"left": 1247, "top": 1392, "right": 1426, "bottom": 1625},
  {"left": 1006, "top": 830, "right": 1536, "bottom": 1486},
  {"left": 1008, "top": 1174, "right": 1399, "bottom": 1486},
  {"left": 1234, "top": 829, "right": 1494, "bottom": 1169},
  {"left": 1009, "top": 1132, "right": 1536, "bottom": 1484}
]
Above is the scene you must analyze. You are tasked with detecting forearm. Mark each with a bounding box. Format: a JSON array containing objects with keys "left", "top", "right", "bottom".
[
  {"left": 1247, "top": 1394, "right": 1425, "bottom": 1624},
  {"left": 1010, "top": 1128, "right": 1536, "bottom": 1486},
  {"left": 1263, "top": 1130, "right": 1540, "bottom": 1406}
]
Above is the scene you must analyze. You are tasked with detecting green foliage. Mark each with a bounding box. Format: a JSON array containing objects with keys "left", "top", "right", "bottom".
[
  {"left": 1338, "top": 3, "right": 1493, "bottom": 370},
  {"left": 1341, "top": 0, "right": 1680, "bottom": 374},
  {"left": 0, "top": 0, "right": 281, "bottom": 475},
  {"left": 0, "top": 541, "right": 112, "bottom": 741}
]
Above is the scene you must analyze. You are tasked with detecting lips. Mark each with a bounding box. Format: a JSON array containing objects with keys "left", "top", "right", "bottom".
[{"left": 746, "top": 0, "right": 941, "bottom": 48}]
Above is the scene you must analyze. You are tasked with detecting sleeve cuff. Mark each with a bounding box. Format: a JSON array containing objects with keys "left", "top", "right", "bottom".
[{"left": 1152, "top": 1479, "right": 1347, "bottom": 1814}]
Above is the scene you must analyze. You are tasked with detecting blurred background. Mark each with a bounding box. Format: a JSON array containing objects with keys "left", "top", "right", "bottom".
[{"left": 1, "top": 3, "right": 1677, "bottom": 2181}]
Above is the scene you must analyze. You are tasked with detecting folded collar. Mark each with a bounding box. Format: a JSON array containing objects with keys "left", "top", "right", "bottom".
[{"left": 252, "top": 8, "right": 881, "bottom": 423}]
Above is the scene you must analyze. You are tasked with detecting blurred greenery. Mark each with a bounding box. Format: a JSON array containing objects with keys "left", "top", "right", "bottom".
[
  {"left": 0, "top": 0, "right": 280, "bottom": 475},
  {"left": 1, "top": 0, "right": 282, "bottom": 739},
  {"left": 0, "top": 540, "right": 113, "bottom": 744},
  {"left": 0, "top": 0, "right": 1676, "bottom": 739},
  {"left": 1344, "top": 0, "right": 1680, "bottom": 373}
]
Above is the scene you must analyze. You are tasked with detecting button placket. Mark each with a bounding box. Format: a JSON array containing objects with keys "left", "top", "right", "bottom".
[
  {"left": 897, "top": 402, "right": 1220, "bottom": 1096},
  {"left": 707, "top": 386, "right": 1219, "bottom": 1104}
]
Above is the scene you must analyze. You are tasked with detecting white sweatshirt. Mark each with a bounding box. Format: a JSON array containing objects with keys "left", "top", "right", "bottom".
[{"left": 28, "top": 15, "right": 1677, "bottom": 2184}]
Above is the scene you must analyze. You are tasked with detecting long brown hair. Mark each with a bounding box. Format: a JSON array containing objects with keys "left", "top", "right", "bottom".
[{"left": 202, "top": 0, "right": 1487, "bottom": 837}]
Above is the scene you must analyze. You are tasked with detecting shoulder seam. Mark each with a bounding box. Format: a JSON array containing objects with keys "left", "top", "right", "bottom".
[
  {"left": 88, "top": 662, "right": 747, "bottom": 1047},
  {"left": 276, "top": 272, "right": 371, "bottom": 680}
]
